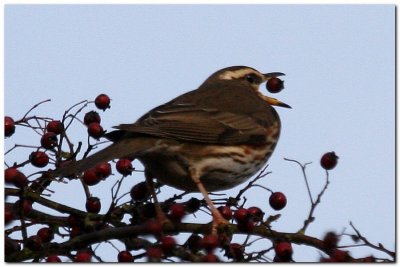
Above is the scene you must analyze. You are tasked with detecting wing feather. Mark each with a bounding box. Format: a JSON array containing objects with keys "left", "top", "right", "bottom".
[
  {"left": 115, "top": 106, "right": 267, "bottom": 144},
  {"left": 110, "top": 84, "right": 279, "bottom": 144}
]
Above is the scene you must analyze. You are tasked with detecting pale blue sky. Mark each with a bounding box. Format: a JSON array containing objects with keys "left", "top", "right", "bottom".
[{"left": 5, "top": 5, "right": 394, "bottom": 262}]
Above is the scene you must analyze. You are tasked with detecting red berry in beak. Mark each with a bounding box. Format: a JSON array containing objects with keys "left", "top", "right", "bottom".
[{"left": 266, "top": 77, "right": 284, "bottom": 93}]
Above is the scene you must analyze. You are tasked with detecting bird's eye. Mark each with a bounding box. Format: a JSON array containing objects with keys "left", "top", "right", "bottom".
[{"left": 245, "top": 74, "right": 256, "bottom": 84}]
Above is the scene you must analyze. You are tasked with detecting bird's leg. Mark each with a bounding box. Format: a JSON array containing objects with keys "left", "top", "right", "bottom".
[
  {"left": 145, "top": 170, "right": 170, "bottom": 225},
  {"left": 188, "top": 167, "right": 228, "bottom": 234}
]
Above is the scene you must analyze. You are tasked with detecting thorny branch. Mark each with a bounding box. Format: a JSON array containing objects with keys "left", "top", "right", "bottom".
[{"left": 5, "top": 99, "right": 394, "bottom": 263}]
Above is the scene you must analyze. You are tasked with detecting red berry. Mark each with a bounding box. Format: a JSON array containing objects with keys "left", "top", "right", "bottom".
[
  {"left": 323, "top": 231, "right": 339, "bottom": 251},
  {"left": 87, "top": 122, "right": 104, "bottom": 139},
  {"left": 37, "top": 227, "right": 54, "bottom": 243},
  {"left": 14, "top": 199, "right": 33, "bottom": 215},
  {"left": 130, "top": 182, "right": 149, "bottom": 202},
  {"left": 29, "top": 151, "right": 49, "bottom": 168},
  {"left": 274, "top": 241, "right": 293, "bottom": 261},
  {"left": 330, "top": 249, "right": 350, "bottom": 262},
  {"left": 46, "top": 255, "right": 61, "bottom": 262},
  {"left": 202, "top": 253, "right": 219, "bottom": 262},
  {"left": 234, "top": 207, "right": 249, "bottom": 223},
  {"left": 5, "top": 116, "right": 16, "bottom": 137},
  {"left": 185, "top": 197, "right": 201, "bottom": 213},
  {"left": 269, "top": 192, "right": 287, "bottom": 210},
  {"left": 40, "top": 132, "right": 58, "bottom": 149},
  {"left": 5, "top": 204, "right": 15, "bottom": 225},
  {"left": 95, "top": 162, "right": 112, "bottom": 178},
  {"left": 266, "top": 77, "right": 284, "bottom": 93},
  {"left": 12, "top": 171, "right": 28, "bottom": 188},
  {"left": 95, "top": 94, "right": 111, "bottom": 111},
  {"left": 85, "top": 197, "right": 101, "bottom": 213},
  {"left": 168, "top": 203, "right": 186, "bottom": 221},
  {"left": 248, "top": 206, "right": 264, "bottom": 222},
  {"left": 201, "top": 234, "right": 219, "bottom": 252},
  {"left": 160, "top": 236, "right": 177, "bottom": 253},
  {"left": 26, "top": 235, "right": 43, "bottom": 251},
  {"left": 118, "top": 250, "right": 133, "bottom": 262},
  {"left": 84, "top": 111, "right": 101, "bottom": 125},
  {"left": 5, "top": 167, "right": 19, "bottom": 184},
  {"left": 82, "top": 168, "right": 102, "bottom": 186},
  {"left": 320, "top": 151, "right": 339, "bottom": 170},
  {"left": 74, "top": 251, "right": 92, "bottom": 262},
  {"left": 46, "top": 120, "right": 64, "bottom": 134},
  {"left": 116, "top": 158, "right": 133, "bottom": 175},
  {"left": 146, "top": 246, "right": 163, "bottom": 262},
  {"left": 218, "top": 206, "right": 233, "bottom": 220},
  {"left": 226, "top": 243, "right": 244, "bottom": 261}
]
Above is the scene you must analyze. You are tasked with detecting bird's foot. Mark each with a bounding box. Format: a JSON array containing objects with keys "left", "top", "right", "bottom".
[{"left": 211, "top": 212, "right": 229, "bottom": 235}]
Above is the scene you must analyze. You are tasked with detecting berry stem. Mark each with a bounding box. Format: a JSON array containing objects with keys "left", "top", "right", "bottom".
[
  {"left": 20, "top": 99, "right": 51, "bottom": 121},
  {"left": 284, "top": 158, "right": 332, "bottom": 234},
  {"left": 283, "top": 158, "right": 314, "bottom": 204},
  {"left": 300, "top": 170, "right": 330, "bottom": 233}
]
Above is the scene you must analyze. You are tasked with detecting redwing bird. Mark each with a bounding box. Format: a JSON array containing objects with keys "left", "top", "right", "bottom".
[{"left": 54, "top": 66, "right": 290, "bottom": 230}]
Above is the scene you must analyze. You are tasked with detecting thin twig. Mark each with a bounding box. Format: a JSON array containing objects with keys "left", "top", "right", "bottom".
[
  {"left": 62, "top": 100, "right": 89, "bottom": 130},
  {"left": 284, "top": 158, "right": 330, "bottom": 233},
  {"left": 20, "top": 99, "right": 51, "bottom": 120},
  {"left": 299, "top": 170, "right": 330, "bottom": 233},
  {"left": 284, "top": 158, "right": 313, "bottom": 204},
  {"left": 349, "top": 221, "right": 395, "bottom": 259},
  {"left": 235, "top": 165, "right": 271, "bottom": 201},
  {"left": 5, "top": 144, "right": 40, "bottom": 156}
]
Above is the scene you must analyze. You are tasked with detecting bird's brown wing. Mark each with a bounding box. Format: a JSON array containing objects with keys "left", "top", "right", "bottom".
[{"left": 111, "top": 84, "right": 280, "bottom": 145}]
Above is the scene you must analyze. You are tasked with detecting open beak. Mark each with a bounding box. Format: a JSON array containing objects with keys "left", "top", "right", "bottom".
[
  {"left": 263, "top": 72, "right": 285, "bottom": 79},
  {"left": 263, "top": 96, "right": 291, "bottom": 108},
  {"left": 262, "top": 72, "right": 291, "bottom": 109}
]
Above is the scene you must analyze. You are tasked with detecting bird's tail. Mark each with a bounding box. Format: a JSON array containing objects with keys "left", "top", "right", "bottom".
[{"left": 52, "top": 137, "right": 156, "bottom": 178}]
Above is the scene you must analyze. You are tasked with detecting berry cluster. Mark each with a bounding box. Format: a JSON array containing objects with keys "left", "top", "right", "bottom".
[{"left": 5, "top": 94, "right": 387, "bottom": 263}]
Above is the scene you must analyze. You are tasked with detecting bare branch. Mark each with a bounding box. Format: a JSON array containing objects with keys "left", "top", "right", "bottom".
[{"left": 349, "top": 222, "right": 395, "bottom": 259}]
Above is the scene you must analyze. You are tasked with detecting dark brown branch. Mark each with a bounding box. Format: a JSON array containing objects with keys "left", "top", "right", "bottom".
[{"left": 5, "top": 222, "right": 326, "bottom": 262}]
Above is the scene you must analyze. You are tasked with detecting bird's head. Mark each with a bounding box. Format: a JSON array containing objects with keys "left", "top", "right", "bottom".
[{"left": 204, "top": 66, "right": 291, "bottom": 109}]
